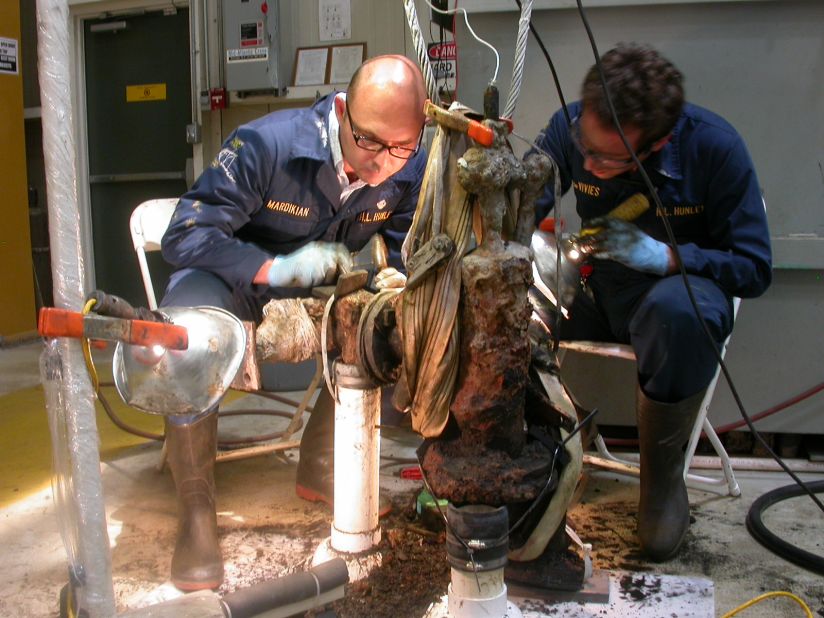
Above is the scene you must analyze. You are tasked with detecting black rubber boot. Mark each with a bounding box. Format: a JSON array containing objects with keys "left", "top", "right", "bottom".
[
  {"left": 296, "top": 387, "right": 391, "bottom": 517},
  {"left": 505, "top": 522, "right": 585, "bottom": 593},
  {"left": 636, "top": 386, "right": 705, "bottom": 562},
  {"left": 166, "top": 413, "right": 223, "bottom": 591}
]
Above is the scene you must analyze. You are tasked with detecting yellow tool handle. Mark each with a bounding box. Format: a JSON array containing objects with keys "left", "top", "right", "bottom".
[
  {"left": 579, "top": 193, "right": 651, "bottom": 237},
  {"left": 609, "top": 193, "right": 650, "bottom": 221}
]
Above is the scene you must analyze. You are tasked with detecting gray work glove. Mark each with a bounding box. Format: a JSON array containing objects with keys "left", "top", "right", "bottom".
[
  {"left": 267, "top": 241, "right": 353, "bottom": 288},
  {"left": 582, "top": 216, "right": 671, "bottom": 276}
]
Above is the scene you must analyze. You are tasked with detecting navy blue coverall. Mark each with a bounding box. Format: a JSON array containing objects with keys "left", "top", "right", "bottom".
[
  {"left": 160, "top": 94, "right": 425, "bottom": 423},
  {"left": 161, "top": 93, "right": 426, "bottom": 322},
  {"left": 532, "top": 101, "right": 772, "bottom": 402}
]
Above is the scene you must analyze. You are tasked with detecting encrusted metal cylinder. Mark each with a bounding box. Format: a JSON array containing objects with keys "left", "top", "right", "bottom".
[
  {"left": 419, "top": 241, "right": 553, "bottom": 506},
  {"left": 450, "top": 243, "right": 533, "bottom": 456}
]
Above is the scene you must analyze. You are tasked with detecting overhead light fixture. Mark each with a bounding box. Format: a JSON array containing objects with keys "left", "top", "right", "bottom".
[{"left": 89, "top": 20, "right": 127, "bottom": 33}]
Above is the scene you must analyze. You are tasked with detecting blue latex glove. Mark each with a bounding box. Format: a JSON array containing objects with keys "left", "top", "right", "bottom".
[
  {"left": 267, "top": 241, "right": 353, "bottom": 288},
  {"left": 582, "top": 217, "right": 671, "bottom": 276}
]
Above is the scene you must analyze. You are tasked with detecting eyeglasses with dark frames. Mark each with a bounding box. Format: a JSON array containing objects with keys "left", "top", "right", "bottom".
[
  {"left": 570, "top": 118, "right": 651, "bottom": 170},
  {"left": 345, "top": 104, "right": 423, "bottom": 160}
]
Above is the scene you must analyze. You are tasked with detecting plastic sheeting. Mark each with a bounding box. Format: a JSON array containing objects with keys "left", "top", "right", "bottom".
[{"left": 36, "top": 0, "right": 116, "bottom": 614}]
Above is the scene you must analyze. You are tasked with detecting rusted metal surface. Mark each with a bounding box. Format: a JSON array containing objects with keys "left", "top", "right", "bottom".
[
  {"left": 420, "top": 439, "right": 555, "bottom": 505},
  {"left": 332, "top": 289, "right": 374, "bottom": 366},
  {"left": 231, "top": 320, "right": 262, "bottom": 391},
  {"left": 513, "top": 152, "right": 553, "bottom": 246},
  {"left": 450, "top": 244, "right": 533, "bottom": 455},
  {"left": 414, "top": 119, "right": 556, "bottom": 504},
  {"left": 404, "top": 233, "right": 454, "bottom": 291},
  {"left": 420, "top": 244, "right": 542, "bottom": 502},
  {"left": 456, "top": 119, "right": 524, "bottom": 250},
  {"left": 358, "top": 291, "right": 403, "bottom": 385}
]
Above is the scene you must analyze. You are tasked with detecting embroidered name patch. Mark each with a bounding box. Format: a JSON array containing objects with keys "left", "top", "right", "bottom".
[
  {"left": 573, "top": 180, "right": 600, "bottom": 197},
  {"left": 358, "top": 211, "right": 392, "bottom": 224},
  {"left": 265, "top": 200, "right": 310, "bottom": 218},
  {"left": 658, "top": 204, "right": 705, "bottom": 217}
]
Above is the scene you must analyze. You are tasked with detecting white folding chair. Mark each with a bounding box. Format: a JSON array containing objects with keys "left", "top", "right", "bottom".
[
  {"left": 560, "top": 297, "right": 742, "bottom": 497},
  {"left": 129, "top": 198, "right": 178, "bottom": 310},
  {"left": 128, "top": 198, "right": 323, "bottom": 464}
]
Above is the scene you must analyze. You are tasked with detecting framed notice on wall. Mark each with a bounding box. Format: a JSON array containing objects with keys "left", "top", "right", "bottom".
[
  {"left": 328, "top": 43, "right": 366, "bottom": 84},
  {"left": 293, "top": 46, "right": 330, "bottom": 86}
]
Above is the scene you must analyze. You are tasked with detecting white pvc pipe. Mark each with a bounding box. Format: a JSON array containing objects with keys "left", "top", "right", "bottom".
[
  {"left": 447, "top": 569, "right": 522, "bottom": 618},
  {"left": 35, "top": 1, "right": 116, "bottom": 616},
  {"left": 690, "top": 455, "right": 824, "bottom": 474},
  {"left": 330, "top": 369, "right": 381, "bottom": 553}
]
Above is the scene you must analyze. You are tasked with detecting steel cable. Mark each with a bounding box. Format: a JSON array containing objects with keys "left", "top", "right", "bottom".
[
  {"left": 404, "top": 0, "right": 440, "bottom": 103},
  {"left": 503, "top": 0, "right": 533, "bottom": 119}
]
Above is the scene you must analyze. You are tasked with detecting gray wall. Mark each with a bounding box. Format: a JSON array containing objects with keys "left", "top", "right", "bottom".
[
  {"left": 201, "top": 0, "right": 411, "bottom": 158},
  {"left": 439, "top": 0, "right": 824, "bottom": 433}
]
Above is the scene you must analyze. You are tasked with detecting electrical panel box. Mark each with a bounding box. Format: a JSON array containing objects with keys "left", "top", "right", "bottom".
[{"left": 222, "top": 0, "right": 293, "bottom": 94}]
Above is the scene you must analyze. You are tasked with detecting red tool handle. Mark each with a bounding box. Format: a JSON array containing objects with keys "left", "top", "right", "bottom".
[
  {"left": 128, "top": 317, "right": 189, "bottom": 350},
  {"left": 400, "top": 466, "right": 423, "bottom": 480},
  {"left": 38, "top": 307, "right": 188, "bottom": 350},
  {"left": 466, "top": 120, "right": 495, "bottom": 147},
  {"left": 38, "top": 307, "right": 85, "bottom": 339}
]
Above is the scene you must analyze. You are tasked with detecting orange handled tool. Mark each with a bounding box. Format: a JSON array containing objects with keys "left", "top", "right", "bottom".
[
  {"left": 424, "top": 100, "right": 495, "bottom": 147},
  {"left": 38, "top": 307, "right": 189, "bottom": 350}
]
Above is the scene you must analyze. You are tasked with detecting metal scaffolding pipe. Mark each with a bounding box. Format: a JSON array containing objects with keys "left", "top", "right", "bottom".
[{"left": 35, "top": 0, "right": 116, "bottom": 614}]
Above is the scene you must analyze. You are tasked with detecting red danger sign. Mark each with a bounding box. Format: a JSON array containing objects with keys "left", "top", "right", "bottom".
[{"left": 427, "top": 42, "right": 456, "bottom": 61}]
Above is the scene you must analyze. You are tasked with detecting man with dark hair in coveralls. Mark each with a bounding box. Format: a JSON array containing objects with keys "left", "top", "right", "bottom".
[
  {"left": 531, "top": 43, "right": 771, "bottom": 561},
  {"left": 158, "top": 54, "right": 428, "bottom": 590}
]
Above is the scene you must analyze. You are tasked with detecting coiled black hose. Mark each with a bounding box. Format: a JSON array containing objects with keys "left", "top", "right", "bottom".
[{"left": 745, "top": 480, "right": 824, "bottom": 574}]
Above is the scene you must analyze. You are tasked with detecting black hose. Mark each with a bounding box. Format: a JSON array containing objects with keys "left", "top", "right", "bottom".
[
  {"left": 97, "top": 382, "right": 308, "bottom": 448},
  {"left": 220, "top": 558, "right": 349, "bottom": 618},
  {"left": 745, "top": 480, "right": 824, "bottom": 575}
]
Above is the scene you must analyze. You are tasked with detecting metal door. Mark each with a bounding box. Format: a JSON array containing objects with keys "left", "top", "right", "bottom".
[{"left": 84, "top": 9, "right": 191, "bottom": 306}]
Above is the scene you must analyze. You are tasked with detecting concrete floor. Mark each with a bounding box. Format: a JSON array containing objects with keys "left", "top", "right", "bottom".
[{"left": 1, "top": 339, "right": 823, "bottom": 617}]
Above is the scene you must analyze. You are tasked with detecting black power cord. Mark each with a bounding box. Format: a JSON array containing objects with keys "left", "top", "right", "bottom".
[
  {"left": 96, "top": 382, "right": 309, "bottom": 449},
  {"left": 746, "top": 480, "right": 824, "bottom": 574},
  {"left": 510, "top": 0, "right": 824, "bottom": 540},
  {"left": 569, "top": 0, "right": 824, "bottom": 517}
]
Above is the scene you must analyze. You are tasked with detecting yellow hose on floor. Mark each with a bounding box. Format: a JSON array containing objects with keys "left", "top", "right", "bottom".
[{"left": 721, "top": 591, "right": 813, "bottom": 617}]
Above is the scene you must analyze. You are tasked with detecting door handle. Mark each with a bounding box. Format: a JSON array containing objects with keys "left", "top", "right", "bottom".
[{"left": 89, "top": 171, "right": 186, "bottom": 183}]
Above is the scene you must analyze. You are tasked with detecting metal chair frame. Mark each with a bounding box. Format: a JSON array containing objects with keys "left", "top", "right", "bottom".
[
  {"left": 129, "top": 198, "right": 321, "bottom": 464},
  {"left": 559, "top": 297, "right": 742, "bottom": 497}
]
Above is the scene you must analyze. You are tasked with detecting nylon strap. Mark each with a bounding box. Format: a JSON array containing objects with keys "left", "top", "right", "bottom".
[{"left": 400, "top": 115, "right": 475, "bottom": 437}]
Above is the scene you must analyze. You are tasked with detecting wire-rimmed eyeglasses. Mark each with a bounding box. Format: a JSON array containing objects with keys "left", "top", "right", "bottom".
[
  {"left": 345, "top": 104, "right": 424, "bottom": 160},
  {"left": 570, "top": 117, "right": 650, "bottom": 170}
]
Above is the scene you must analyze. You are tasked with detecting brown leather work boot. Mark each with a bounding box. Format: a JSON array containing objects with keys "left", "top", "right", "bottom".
[
  {"left": 296, "top": 387, "right": 392, "bottom": 517},
  {"left": 636, "top": 386, "right": 705, "bottom": 561},
  {"left": 166, "top": 413, "right": 223, "bottom": 590}
]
